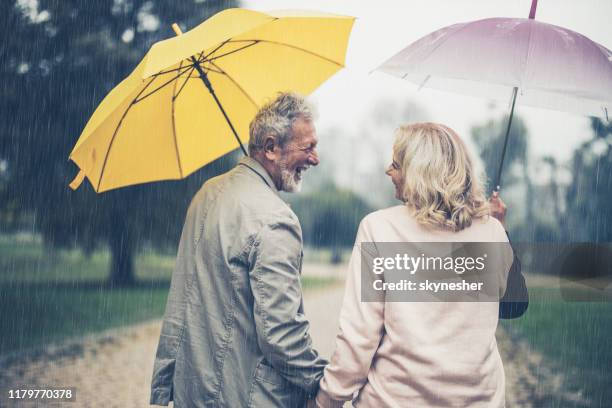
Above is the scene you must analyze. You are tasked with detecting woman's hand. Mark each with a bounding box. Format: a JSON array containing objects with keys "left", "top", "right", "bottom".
[{"left": 489, "top": 191, "right": 507, "bottom": 228}]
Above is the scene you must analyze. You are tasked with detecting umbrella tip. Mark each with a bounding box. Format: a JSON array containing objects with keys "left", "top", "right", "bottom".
[
  {"left": 171, "top": 23, "right": 183, "bottom": 36},
  {"left": 529, "top": 0, "right": 538, "bottom": 19}
]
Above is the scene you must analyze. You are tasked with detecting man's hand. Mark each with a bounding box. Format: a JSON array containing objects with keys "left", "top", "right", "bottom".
[{"left": 489, "top": 191, "right": 507, "bottom": 228}]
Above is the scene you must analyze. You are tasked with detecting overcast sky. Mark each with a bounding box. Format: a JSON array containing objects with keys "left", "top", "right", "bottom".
[{"left": 243, "top": 0, "right": 612, "bottom": 163}]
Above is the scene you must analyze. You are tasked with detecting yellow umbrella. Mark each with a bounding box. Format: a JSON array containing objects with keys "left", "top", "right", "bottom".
[{"left": 69, "top": 8, "right": 355, "bottom": 193}]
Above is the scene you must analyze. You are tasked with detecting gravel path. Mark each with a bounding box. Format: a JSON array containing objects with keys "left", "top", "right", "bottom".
[
  {"left": 0, "top": 272, "right": 586, "bottom": 407},
  {"left": 304, "top": 285, "right": 587, "bottom": 408}
]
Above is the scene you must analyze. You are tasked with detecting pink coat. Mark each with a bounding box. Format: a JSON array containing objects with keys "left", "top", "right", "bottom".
[{"left": 316, "top": 205, "right": 513, "bottom": 408}]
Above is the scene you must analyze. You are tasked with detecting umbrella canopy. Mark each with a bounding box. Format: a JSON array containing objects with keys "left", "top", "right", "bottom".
[
  {"left": 376, "top": 1, "right": 612, "bottom": 189},
  {"left": 377, "top": 16, "right": 612, "bottom": 117},
  {"left": 69, "top": 8, "right": 355, "bottom": 193}
]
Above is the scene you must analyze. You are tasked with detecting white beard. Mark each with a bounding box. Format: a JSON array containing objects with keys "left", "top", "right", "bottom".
[
  {"left": 279, "top": 159, "right": 307, "bottom": 193},
  {"left": 280, "top": 167, "right": 303, "bottom": 193}
]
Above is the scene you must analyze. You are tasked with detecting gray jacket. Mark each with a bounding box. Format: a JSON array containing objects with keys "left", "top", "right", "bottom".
[{"left": 150, "top": 157, "right": 327, "bottom": 407}]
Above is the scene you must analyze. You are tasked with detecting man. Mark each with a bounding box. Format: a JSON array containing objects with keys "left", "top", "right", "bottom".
[{"left": 150, "top": 92, "right": 327, "bottom": 407}]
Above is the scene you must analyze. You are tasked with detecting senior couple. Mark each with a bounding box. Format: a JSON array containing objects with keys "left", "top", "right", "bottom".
[{"left": 150, "top": 92, "right": 528, "bottom": 408}]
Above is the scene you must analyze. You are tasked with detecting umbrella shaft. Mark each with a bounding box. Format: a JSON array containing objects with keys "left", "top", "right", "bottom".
[
  {"left": 495, "top": 87, "right": 519, "bottom": 192},
  {"left": 529, "top": 0, "right": 538, "bottom": 19},
  {"left": 191, "top": 57, "right": 214, "bottom": 93},
  {"left": 190, "top": 57, "right": 248, "bottom": 156}
]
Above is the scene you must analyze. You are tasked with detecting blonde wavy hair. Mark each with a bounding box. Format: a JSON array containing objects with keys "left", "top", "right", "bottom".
[{"left": 393, "top": 123, "right": 489, "bottom": 231}]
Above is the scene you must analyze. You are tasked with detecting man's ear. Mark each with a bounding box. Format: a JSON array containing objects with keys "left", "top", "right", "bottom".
[{"left": 263, "top": 135, "right": 277, "bottom": 161}]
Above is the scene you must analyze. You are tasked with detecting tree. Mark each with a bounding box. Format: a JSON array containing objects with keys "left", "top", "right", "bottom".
[
  {"left": 0, "top": 1, "right": 239, "bottom": 285},
  {"left": 309, "top": 98, "right": 428, "bottom": 209},
  {"left": 471, "top": 114, "right": 534, "bottom": 238},
  {"left": 471, "top": 114, "right": 530, "bottom": 193},
  {"left": 565, "top": 118, "right": 612, "bottom": 242},
  {"left": 289, "top": 182, "right": 372, "bottom": 263},
  {"left": 534, "top": 155, "right": 567, "bottom": 241}
]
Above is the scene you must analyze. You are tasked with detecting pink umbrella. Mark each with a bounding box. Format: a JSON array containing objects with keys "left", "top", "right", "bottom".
[{"left": 377, "top": 0, "right": 612, "bottom": 190}]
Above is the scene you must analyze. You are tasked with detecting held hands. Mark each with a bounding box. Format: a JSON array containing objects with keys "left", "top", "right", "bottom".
[
  {"left": 306, "top": 393, "right": 345, "bottom": 408},
  {"left": 489, "top": 191, "right": 507, "bottom": 228}
]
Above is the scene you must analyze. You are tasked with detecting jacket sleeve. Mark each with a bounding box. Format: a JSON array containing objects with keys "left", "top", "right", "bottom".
[
  {"left": 315, "top": 220, "right": 384, "bottom": 408},
  {"left": 248, "top": 220, "right": 328, "bottom": 396},
  {"left": 499, "top": 232, "right": 529, "bottom": 319}
]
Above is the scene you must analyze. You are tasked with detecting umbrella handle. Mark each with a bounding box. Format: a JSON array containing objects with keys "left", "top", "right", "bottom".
[{"left": 69, "top": 169, "right": 86, "bottom": 191}]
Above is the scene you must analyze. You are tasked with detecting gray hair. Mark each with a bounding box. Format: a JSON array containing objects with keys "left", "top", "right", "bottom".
[{"left": 248, "top": 92, "right": 314, "bottom": 154}]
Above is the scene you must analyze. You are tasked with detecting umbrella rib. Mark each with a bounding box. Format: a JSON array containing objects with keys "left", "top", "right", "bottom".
[
  {"left": 173, "top": 65, "right": 197, "bottom": 101},
  {"left": 519, "top": 20, "right": 536, "bottom": 89},
  {"left": 173, "top": 51, "right": 208, "bottom": 101},
  {"left": 134, "top": 65, "right": 194, "bottom": 104},
  {"left": 202, "top": 66, "right": 224, "bottom": 74},
  {"left": 201, "top": 39, "right": 231, "bottom": 61},
  {"left": 172, "top": 65, "right": 226, "bottom": 102},
  {"left": 204, "top": 41, "right": 259, "bottom": 63},
  {"left": 209, "top": 61, "right": 258, "bottom": 108},
  {"left": 171, "top": 61, "right": 185, "bottom": 178},
  {"left": 227, "top": 39, "right": 344, "bottom": 67},
  {"left": 150, "top": 65, "right": 192, "bottom": 77},
  {"left": 97, "top": 76, "right": 157, "bottom": 191},
  {"left": 192, "top": 50, "right": 207, "bottom": 67}
]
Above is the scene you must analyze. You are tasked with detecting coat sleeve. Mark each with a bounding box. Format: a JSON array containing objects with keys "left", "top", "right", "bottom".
[
  {"left": 150, "top": 199, "right": 198, "bottom": 406},
  {"left": 249, "top": 220, "right": 328, "bottom": 396},
  {"left": 315, "top": 220, "right": 385, "bottom": 408}
]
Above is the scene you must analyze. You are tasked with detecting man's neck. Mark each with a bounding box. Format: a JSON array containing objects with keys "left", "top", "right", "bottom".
[{"left": 250, "top": 154, "right": 282, "bottom": 191}]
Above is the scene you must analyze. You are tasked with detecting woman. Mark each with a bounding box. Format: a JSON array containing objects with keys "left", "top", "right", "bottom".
[{"left": 314, "top": 122, "right": 525, "bottom": 408}]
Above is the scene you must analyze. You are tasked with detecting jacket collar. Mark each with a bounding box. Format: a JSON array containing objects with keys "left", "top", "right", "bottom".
[{"left": 238, "top": 156, "right": 280, "bottom": 196}]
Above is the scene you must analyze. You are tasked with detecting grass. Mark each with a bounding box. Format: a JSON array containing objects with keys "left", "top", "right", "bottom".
[
  {"left": 5, "top": 237, "right": 610, "bottom": 405},
  {"left": 0, "top": 282, "right": 170, "bottom": 354},
  {"left": 0, "top": 236, "right": 336, "bottom": 355},
  {"left": 502, "top": 277, "right": 612, "bottom": 407}
]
